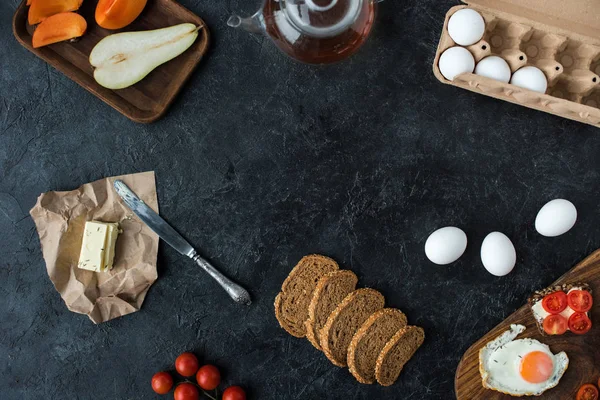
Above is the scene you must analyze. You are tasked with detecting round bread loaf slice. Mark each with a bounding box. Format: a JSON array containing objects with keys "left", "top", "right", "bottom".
[
  {"left": 305, "top": 270, "right": 358, "bottom": 351},
  {"left": 274, "top": 254, "right": 339, "bottom": 338},
  {"left": 375, "top": 325, "right": 425, "bottom": 386},
  {"left": 320, "top": 288, "right": 385, "bottom": 367},
  {"left": 347, "top": 308, "right": 407, "bottom": 384}
]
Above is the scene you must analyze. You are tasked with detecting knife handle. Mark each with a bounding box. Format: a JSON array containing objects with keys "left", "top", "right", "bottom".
[{"left": 191, "top": 252, "right": 252, "bottom": 305}]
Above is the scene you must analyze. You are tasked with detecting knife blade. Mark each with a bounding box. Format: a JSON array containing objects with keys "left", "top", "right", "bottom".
[{"left": 114, "top": 180, "right": 251, "bottom": 305}]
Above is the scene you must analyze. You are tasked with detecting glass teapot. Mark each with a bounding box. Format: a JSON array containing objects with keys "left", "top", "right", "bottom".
[{"left": 227, "top": 0, "right": 382, "bottom": 64}]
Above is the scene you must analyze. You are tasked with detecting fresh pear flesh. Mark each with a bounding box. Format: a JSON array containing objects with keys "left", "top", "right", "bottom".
[{"left": 90, "top": 23, "right": 199, "bottom": 90}]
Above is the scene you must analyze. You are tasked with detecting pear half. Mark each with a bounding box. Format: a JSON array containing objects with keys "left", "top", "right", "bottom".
[{"left": 90, "top": 23, "right": 199, "bottom": 90}]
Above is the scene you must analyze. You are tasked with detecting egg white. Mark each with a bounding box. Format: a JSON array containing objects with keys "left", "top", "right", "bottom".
[{"left": 479, "top": 324, "right": 569, "bottom": 396}]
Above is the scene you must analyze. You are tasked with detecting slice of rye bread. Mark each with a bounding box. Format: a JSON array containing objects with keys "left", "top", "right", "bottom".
[
  {"left": 320, "top": 288, "right": 385, "bottom": 367},
  {"left": 305, "top": 270, "right": 359, "bottom": 351},
  {"left": 347, "top": 308, "right": 408, "bottom": 384},
  {"left": 375, "top": 325, "right": 425, "bottom": 386},
  {"left": 528, "top": 282, "right": 592, "bottom": 335},
  {"left": 274, "top": 254, "right": 339, "bottom": 338}
]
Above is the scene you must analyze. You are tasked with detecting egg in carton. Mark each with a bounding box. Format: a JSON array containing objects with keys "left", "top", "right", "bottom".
[{"left": 433, "top": 0, "right": 600, "bottom": 128}]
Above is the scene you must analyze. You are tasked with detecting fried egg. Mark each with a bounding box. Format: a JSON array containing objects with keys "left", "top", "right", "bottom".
[{"left": 479, "top": 324, "right": 568, "bottom": 396}]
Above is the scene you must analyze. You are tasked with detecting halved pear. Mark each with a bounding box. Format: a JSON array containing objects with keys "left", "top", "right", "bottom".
[{"left": 90, "top": 23, "right": 199, "bottom": 90}]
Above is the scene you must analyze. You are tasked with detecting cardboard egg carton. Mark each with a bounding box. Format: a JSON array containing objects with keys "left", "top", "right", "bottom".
[{"left": 433, "top": 0, "right": 600, "bottom": 127}]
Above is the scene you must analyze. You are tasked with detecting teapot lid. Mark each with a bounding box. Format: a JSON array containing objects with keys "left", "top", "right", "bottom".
[{"left": 281, "top": 0, "right": 364, "bottom": 38}]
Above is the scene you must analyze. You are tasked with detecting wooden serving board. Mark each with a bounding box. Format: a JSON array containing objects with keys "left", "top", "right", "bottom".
[
  {"left": 455, "top": 249, "right": 600, "bottom": 399},
  {"left": 12, "top": 0, "right": 209, "bottom": 123}
]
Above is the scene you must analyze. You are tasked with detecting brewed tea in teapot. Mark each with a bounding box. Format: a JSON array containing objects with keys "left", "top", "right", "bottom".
[{"left": 228, "top": 0, "right": 381, "bottom": 64}]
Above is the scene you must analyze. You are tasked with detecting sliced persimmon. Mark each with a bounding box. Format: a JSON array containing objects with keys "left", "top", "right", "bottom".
[
  {"left": 32, "top": 12, "right": 87, "bottom": 48},
  {"left": 95, "top": 0, "right": 147, "bottom": 30},
  {"left": 28, "top": 0, "right": 84, "bottom": 25}
]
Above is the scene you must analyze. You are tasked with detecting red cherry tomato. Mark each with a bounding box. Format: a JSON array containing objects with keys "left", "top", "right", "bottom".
[
  {"left": 568, "top": 290, "right": 593, "bottom": 313},
  {"left": 151, "top": 371, "right": 173, "bottom": 394},
  {"left": 541, "top": 291, "right": 568, "bottom": 314},
  {"left": 174, "top": 383, "right": 199, "bottom": 400},
  {"left": 175, "top": 353, "right": 199, "bottom": 377},
  {"left": 568, "top": 312, "right": 592, "bottom": 335},
  {"left": 576, "top": 384, "right": 599, "bottom": 400},
  {"left": 222, "top": 386, "right": 247, "bottom": 400},
  {"left": 196, "top": 365, "right": 221, "bottom": 391},
  {"left": 542, "top": 314, "right": 567, "bottom": 335}
]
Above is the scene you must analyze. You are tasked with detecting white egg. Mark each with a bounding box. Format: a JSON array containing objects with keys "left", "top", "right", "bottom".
[
  {"left": 480, "top": 324, "right": 569, "bottom": 396},
  {"left": 510, "top": 66, "right": 548, "bottom": 93},
  {"left": 448, "top": 8, "right": 485, "bottom": 46},
  {"left": 481, "top": 232, "right": 516, "bottom": 276},
  {"left": 439, "top": 47, "right": 475, "bottom": 81},
  {"left": 424, "top": 227, "right": 467, "bottom": 265},
  {"left": 535, "top": 199, "right": 577, "bottom": 237},
  {"left": 475, "top": 56, "right": 512, "bottom": 83}
]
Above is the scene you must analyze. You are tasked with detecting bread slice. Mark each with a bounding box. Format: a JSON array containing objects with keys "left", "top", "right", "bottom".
[
  {"left": 347, "top": 308, "right": 408, "bottom": 384},
  {"left": 274, "top": 254, "right": 339, "bottom": 338},
  {"left": 320, "top": 288, "right": 385, "bottom": 367},
  {"left": 375, "top": 325, "right": 424, "bottom": 386},
  {"left": 305, "top": 270, "right": 358, "bottom": 351}
]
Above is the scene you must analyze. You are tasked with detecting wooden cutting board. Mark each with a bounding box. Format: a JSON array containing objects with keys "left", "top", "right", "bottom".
[
  {"left": 12, "top": 0, "right": 209, "bottom": 123},
  {"left": 455, "top": 249, "right": 600, "bottom": 399}
]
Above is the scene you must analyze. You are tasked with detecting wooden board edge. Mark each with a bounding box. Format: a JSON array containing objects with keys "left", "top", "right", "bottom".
[{"left": 454, "top": 248, "right": 600, "bottom": 396}]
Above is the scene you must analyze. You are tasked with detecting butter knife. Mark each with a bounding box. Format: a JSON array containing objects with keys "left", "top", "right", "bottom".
[{"left": 114, "top": 180, "right": 251, "bottom": 305}]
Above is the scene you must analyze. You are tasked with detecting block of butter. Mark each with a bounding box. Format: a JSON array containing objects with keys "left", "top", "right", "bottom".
[{"left": 78, "top": 221, "right": 121, "bottom": 272}]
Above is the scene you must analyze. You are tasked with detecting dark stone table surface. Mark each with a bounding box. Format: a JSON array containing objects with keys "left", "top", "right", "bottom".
[{"left": 2, "top": 0, "right": 600, "bottom": 399}]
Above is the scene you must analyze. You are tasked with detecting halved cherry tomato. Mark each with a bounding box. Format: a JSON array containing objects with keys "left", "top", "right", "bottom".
[
  {"left": 541, "top": 291, "right": 568, "bottom": 314},
  {"left": 568, "top": 312, "right": 592, "bottom": 335},
  {"left": 542, "top": 314, "right": 567, "bottom": 335},
  {"left": 175, "top": 352, "right": 199, "bottom": 377},
  {"left": 568, "top": 290, "right": 593, "bottom": 313},
  {"left": 576, "top": 384, "right": 599, "bottom": 400},
  {"left": 151, "top": 371, "right": 173, "bottom": 394}
]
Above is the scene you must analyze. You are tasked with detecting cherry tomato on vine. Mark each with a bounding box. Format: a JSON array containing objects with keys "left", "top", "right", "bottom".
[
  {"left": 174, "top": 383, "right": 199, "bottom": 400},
  {"left": 175, "top": 353, "right": 199, "bottom": 377},
  {"left": 223, "top": 386, "right": 247, "bottom": 400},
  {"left": 151, "top": 371, "right": 173, "bottom": 394},
  {"left": 196, "top": 364, "right": 221, "bottom": 391}
]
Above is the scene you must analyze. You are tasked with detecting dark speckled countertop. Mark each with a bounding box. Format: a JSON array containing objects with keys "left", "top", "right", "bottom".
[{"left": 2, "top": 0, "right": 600, "bottom": 399}]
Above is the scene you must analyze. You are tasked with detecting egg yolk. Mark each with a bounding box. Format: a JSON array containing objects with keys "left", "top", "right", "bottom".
[{"left": 519, "top": 351, "right": 554, "bottom": 383}]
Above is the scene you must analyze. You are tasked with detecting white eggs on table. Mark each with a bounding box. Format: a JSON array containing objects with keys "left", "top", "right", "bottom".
[
  {"left": 425, "top": 227, "right": 467, "bottom": 265},
  {"left": 439, "top": 47, "right": 475, "bottom": 81},
  {"left": 448, "top": 8, "right": 486, "bottom": 46},
  {"left": 535, "top": 199, "right": 577, "bottom": 237},
  {"left": 481, "top": 232, "right": 516, "bottom": 276},
  {"left": 510, "top": 66, "right": 548, "bottom": 93},
  {"left": 475, "top": 56, "right": 512, "bottom": 83}
]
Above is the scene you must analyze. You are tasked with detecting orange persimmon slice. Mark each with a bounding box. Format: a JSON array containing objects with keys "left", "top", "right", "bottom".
[
  {"left": 28, "top": 0, "right": 84, "bottom": 25},
  {"left": 95, "top": 0, "right": 147, "bottom": 30},
  {"left": 32, "top": 12, "right": 87, "bottom": 48}
]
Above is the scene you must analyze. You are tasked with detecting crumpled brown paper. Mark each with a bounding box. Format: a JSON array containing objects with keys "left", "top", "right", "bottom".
[{"left": 29, "top": 171, "right": 159, "bottom": 324}]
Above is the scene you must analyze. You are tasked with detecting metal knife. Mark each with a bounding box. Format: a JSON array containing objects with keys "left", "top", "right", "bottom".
[{"left": 113, "top": 180, "right": 251, "bottom": 305}]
